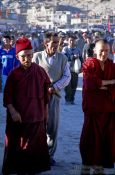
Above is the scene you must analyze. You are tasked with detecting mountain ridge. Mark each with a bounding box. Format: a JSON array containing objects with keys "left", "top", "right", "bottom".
[{"left": 1, "top": 0, "right": 115, "bottom": 15}]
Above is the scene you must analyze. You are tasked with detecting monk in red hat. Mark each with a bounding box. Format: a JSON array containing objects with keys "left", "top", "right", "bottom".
[{"left": 2, "top": 37, "right": 51, "bottom": 175}]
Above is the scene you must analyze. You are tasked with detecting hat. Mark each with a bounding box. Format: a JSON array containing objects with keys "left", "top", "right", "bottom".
[{"left": 16, "top": 37, "right": 32, "bottom": 54}]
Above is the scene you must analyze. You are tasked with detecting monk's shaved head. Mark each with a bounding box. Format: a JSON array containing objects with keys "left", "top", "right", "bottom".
[
  {"left": 94, "top": 39, "right": 110, "bottom": 62},
  {"left": 95, "top": 39, "right": 109, "bottom": 48}
]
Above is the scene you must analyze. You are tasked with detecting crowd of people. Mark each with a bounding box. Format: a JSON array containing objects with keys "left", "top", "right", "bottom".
[{"left": 0, "top": 29, "right": 115, "bottom": 175}]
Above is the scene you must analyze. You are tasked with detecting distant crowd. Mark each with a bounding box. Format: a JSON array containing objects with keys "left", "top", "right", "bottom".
[{"left": 0, "top": 29, "right": 114, "bottom": 92}]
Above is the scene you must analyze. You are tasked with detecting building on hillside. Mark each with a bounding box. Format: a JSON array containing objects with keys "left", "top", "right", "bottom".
[
  {"left": 0, "top": 4, "right": 28, "bottom": 32},
  {"left": 0, "top": 7, "right": 18, "bottom": 31},
  {"left": 26, "top": 3, "right": 81, "bottom": 30}
]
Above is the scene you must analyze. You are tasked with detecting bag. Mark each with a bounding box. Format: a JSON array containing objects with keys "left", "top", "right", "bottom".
[{"left": 70, "top": 58, "right": 81, "bottom": 73}]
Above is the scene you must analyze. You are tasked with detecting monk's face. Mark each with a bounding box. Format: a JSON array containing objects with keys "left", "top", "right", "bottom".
[
  {"left": 94, "top": 43, "right": 110, "bottom": 62},
  {"left": 17, "top": 50, "right": 33, "bottom": 69}
]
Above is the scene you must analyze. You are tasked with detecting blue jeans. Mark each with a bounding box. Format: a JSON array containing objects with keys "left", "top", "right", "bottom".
[{"left": 2, "top": 74, "right": 7, "bottom": 91}]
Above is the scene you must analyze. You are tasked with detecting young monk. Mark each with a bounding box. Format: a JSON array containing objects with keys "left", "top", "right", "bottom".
[
  {"left": 80, "top": 39, "right": 115, "bottom": 175},
  {"left": 2, "top": 37, "right": 51, "bottom": 175}
]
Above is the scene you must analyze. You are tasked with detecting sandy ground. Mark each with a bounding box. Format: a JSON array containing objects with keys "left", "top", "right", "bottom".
[
  {"left": 0, "top": 75, "right": 83, "bottom": 175},
  {"left": 0, "top": 75, "right": 115, "bottom": 175},
  {"left": 0, "top": 88, "right": 83, "bottom": 175}
]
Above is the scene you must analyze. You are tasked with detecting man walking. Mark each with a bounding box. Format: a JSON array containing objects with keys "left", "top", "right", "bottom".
[{"left": 33, "top": 32, "right": 71, "bottom": 165}]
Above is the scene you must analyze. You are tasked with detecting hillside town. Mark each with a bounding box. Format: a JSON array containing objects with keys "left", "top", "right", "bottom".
[{"left": 0, "top": 0, "right": 114, "bottom": 33}]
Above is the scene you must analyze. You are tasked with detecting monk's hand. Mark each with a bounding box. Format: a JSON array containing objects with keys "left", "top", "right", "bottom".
[
  {"left": 100, "top": 86, "right": 108, "bottom": 90},
  {"left": 102, "top": 79, "right": 115, "bottom": 86},
  {"left": 7, "top": 104, "right": 22, "bottom": 123},
  {"left": 110, "top": 80, "right": 115, "bottom": 85},
  {"left": 48, "top": 87, "right": 56, "bottom": 94},
  {"left": 11, "top": 110, "right": 22, "bottom": 123}
]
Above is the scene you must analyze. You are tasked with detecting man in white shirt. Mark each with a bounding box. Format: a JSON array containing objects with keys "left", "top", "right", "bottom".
[{"left": 32, "top": 32, "right": 71, "bottom": 165}]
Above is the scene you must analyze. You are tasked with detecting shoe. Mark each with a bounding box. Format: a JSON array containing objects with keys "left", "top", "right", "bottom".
[
  {"left": 50, "top": 158, "right": 56, "bottom": 166},
  {"left": 92, "top": 168, "right": 105, "bottom": 175},
  {"left": 92, "top": 173, "right": 105, "bottom": 175},
  {"left": 65, "top": 101, "right": 71, "bottom": 105},
  {"left": 71, "top": 101, "right": 75, "bottom": 105},
  {"left": 80, "top": 165, "right": 90, "bottom": 175}
]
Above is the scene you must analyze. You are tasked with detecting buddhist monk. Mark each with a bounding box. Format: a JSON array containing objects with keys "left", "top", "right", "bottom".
[
  {"left": 80, "top": 39, "right": 115, "bottom": 175},
  {"left": 2, "top": 37, "right": 51, "bottom": 175}
]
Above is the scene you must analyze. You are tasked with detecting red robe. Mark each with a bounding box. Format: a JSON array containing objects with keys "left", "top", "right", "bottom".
[
  {"left": 2, "top": 63, "right": 51, "bottom": 174},
  {"left": 4, "top": 63, "right": 50, "bottom": 123},
  {"left": 80, "top": 58, "right": 115, "bottom": 168}
]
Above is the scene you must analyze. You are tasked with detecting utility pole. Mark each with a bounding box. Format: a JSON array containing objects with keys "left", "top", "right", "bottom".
[
  {"left": 82, "top": 4, "right": 89, "bottom": 31},
  {"left": 86, "top": 4, "right": 89, "bottom": 31},
  {"left": 53, "top": 0, "right": 57, "bottom": 31}
]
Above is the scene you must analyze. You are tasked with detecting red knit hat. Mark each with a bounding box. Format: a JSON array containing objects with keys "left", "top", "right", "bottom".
[{"left": 16, "top": 37, "right": 32, "bottom": 54}]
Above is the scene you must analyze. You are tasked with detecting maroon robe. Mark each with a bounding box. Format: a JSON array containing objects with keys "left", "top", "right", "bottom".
[
  {"left": 2, "top": 63, "right": 51, "bottom": 174},
  {"left": 80, "top": 58, "right": 115, "bottom": 168}
]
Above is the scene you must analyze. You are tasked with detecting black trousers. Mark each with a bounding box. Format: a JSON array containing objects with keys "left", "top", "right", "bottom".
[{"left": 65, "top": 72, "right": 78, "bottom": 102}]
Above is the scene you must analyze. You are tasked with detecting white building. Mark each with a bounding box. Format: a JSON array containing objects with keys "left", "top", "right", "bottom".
[{"left": 27, "top": 3, "right": 72, "bottom": 30}]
